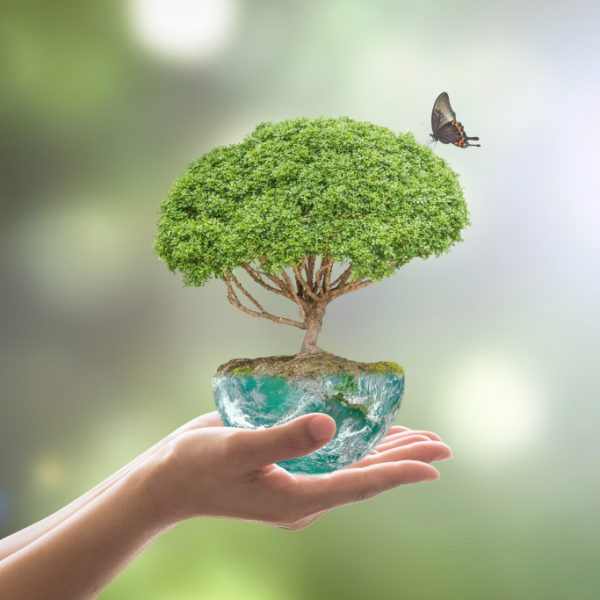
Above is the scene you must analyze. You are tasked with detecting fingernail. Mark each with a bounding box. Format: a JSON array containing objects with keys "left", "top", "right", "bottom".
[
  {"left": 308, "top": 416, "right": 334, "bottom": 442},
  {"left": 435, "top": 446, "right": 453, "bottom": 461}
]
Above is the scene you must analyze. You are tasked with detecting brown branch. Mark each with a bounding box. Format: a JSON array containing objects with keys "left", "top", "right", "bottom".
[
  {"left": 306, "top": 255, "right": 316, "bottom": 290},
  {"left": 292, "top": 264, "right": 321, "bottom": 302},
  {"left": 279, "top": 267, "right": 308, "bottom": 319},
  {"left": 258, "top": 268, "right": 296, "bottom": 297},
  {"left": 228, "top": 272, "right": 268, "bottom": 312},
  {"left": 295, "top": 257, "right": 308, "bottom": 296},
  {"left": 279, "top": 269, "right": 303, "bottom": 305},
  {"left": 320, "top": 257, "right": 333, "bottom": 292},
  {"left": 242, "top": 263, "right": 289, "bottom": 298},
  {"left": 257, "top": 256, "right": 295, "bottom": 296},
  {"left": 244, "top": 261, "right": 307, "bottom": 321},
  {"left": 224, "top": 272, "right": 305, "bottom": 329},
  {"left": 329, "top": 277, "right": 375, "bottom": 300},
  {"left": 256, "top": 267, "right": 306, "bottom": 321},
  {"left": 330, "top": 264, "right": 353, "bottom": 290},
  {"left": 313, "top": 258, "right": 328, "bottom": 294},
  {"left": 323, "top": 260, "right": 334, "bottom": 294},
  {"left": 294, "top": 270, "right": 304, "bottom": 297}
]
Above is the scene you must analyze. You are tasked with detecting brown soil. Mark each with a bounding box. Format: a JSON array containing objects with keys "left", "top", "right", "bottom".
[{"left": 215, "top": 350, "right": 404, "bottom": 379}]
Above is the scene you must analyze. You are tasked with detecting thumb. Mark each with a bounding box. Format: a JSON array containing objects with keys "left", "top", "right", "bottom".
[{"left": 234, "top": 413, "right": 336, "bottom": 468}]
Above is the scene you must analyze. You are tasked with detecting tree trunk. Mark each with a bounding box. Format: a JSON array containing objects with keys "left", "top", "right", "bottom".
[
  {"left": 223, "top": 258, "right": 374, "bottom": 357},
  {"left": 298, "top": 303, "right": 326, "bottom": 355}
]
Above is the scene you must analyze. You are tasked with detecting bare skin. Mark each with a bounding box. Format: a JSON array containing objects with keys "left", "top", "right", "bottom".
[{"left": 0, "top": 412, "right": 452, "bottom": 599}]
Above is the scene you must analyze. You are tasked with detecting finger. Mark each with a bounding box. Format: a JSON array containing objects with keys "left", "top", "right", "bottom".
[
  {"left": 114, "top": 412, "right": 225, "bottom": 474},
  {"left": 370, "top": 434, "right": 432, "bottom": 455},
  {"left": 385, "top": 426, "right": 412, "bottom": 436},
  {"left": 182, "top": 411, "right": 224, "bottom": 430},
  {"left": 349, "top": 441, "right": 452, "bottom": 469},
  {"left": 231, "top": 413, "right": 336, "bottom": 467},
  {"left": 409, "top": 430, "right": 443, "bottom": 442},
  {"left": 373, "top": 430, "right": 443, "bottom": 452},
  {"left": 297, "top": 461, "right": 439, "bottom": 513},
  {"left": 381, "top": 430, "right": 443, "bottom": 445},
  {"left": 372, "top": 426, "right": 413, "bottom": 447},
  {"left": 150, "top": 412, "right": 224, "bottom": 454}
]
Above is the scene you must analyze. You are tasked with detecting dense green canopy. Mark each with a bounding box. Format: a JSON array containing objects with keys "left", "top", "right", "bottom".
[{"left": 154, "top": 117, "right": 469, "bottom": 286}]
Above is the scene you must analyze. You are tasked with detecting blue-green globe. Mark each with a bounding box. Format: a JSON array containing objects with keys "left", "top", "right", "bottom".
[{"left": 213, "top": 373, "right": 404, "bottom": 474}]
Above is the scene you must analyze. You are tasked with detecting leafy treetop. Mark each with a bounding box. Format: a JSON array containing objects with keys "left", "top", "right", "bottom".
[{"left": 155, "top": 116, "right": 469, "bottom": 354}]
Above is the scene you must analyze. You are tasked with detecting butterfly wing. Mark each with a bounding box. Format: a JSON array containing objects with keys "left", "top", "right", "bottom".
[
  {"left": 431, "top": 92, "right": 456, "bottom": 139},
  {"left": 435, "top": 122, "right": 462, "bottom": 144}
]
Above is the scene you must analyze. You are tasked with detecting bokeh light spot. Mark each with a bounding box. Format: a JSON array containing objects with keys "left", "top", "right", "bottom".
[
  {"left": 34, "top": 455, "right": 67, "bottom": 488},
  {"left": 128, "top": 0, "right": 237, "bottom": 63},
  {"left": 443, "top": 353, "right": 544, "bottom": 464}
]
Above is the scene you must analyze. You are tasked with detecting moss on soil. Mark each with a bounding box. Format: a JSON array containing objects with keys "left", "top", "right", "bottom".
[{"left": 215, "top": 351, "right": 404, "bottom": 379}]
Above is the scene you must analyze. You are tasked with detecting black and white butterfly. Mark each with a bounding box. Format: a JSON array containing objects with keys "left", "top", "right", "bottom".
[{"left": 431, "top": 92, "right": 480, "bottom": 148}]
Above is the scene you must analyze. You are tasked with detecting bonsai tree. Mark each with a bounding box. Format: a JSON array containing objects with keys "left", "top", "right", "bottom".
[{"left": 154, "top": 117, "right": 468, "bottom": 356}]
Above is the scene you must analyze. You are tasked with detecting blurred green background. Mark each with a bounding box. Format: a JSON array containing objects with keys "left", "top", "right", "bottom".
[{"left": 1, "top": 1, "right": 599, "bottom": 598}]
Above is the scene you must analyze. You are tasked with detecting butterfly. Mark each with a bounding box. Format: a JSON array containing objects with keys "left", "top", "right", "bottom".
[{"left": 430, "top": 92, "right": 480, "bottom": 148}]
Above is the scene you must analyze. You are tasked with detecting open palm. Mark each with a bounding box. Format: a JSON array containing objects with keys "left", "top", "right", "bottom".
[{"left": 151, "top": 412, "right": 451, "bottom": 530}]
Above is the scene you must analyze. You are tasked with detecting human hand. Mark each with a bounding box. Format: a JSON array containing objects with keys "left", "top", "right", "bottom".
[
  {"left": 147, "top": 412, "right": 452, "bottom": 531},
  {"left": 0, "top": 412, "right": 451, "bottom": 600}
]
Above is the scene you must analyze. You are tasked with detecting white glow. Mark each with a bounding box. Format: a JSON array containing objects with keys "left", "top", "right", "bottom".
[
  {"left": 129, "top": 0, "right": 237, "bottom": 62},
  {"left": 443, "top": 354, "right": 544, "bottom": 463}
]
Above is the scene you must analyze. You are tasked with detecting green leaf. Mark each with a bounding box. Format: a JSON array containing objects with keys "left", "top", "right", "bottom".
[{"left": 154, "top": 116, "right": 469, "bottom": 288}]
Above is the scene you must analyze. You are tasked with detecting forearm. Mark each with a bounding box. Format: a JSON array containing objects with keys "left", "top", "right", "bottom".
[
  {"left": 0, "top": 456, "right": 145, "bottom": 561},
  {"left": 0, "top": 462, "right": 167, "bottom": 600},
  {"left": 0, "top": 415, "right": 207, "bottom": 560}
]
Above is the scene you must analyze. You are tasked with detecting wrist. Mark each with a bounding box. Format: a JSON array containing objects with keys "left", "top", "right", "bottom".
[
  {"left": 136, "top": 456, "right": 180, "bottom": 534},
  {"left": 141, "top": 441, "right": 196, "bottom": 529}
]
